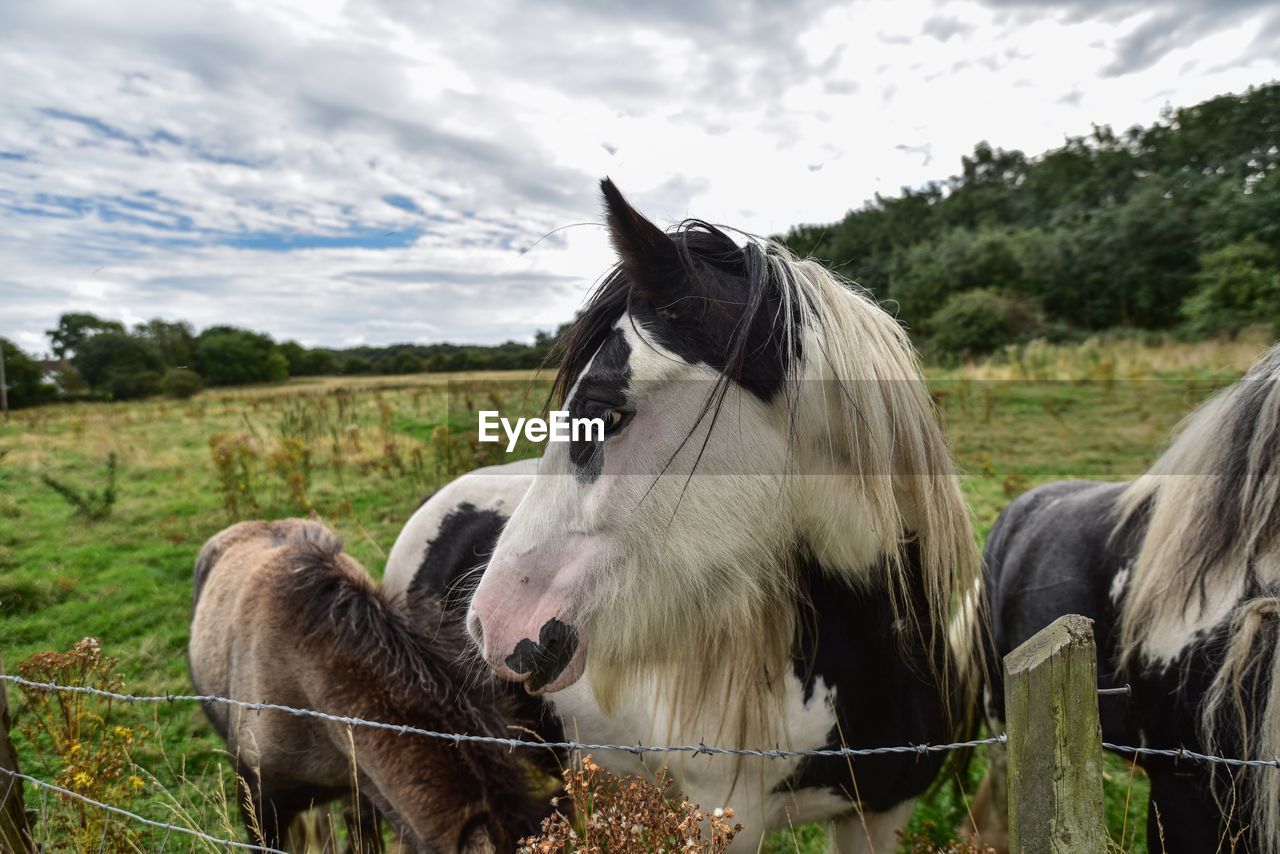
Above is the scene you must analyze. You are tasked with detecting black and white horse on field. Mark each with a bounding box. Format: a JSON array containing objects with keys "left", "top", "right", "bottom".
[
  {"left": 985, "top": 342, "right": 1280, "bottom": 853},
  {"left": 384, "top": 180, "right": 984, "bottom": 850}
]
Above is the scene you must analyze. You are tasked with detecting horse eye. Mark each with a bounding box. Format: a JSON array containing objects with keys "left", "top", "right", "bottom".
[{"left": 606, "top": 409, "right": 623, "bottom": 427}]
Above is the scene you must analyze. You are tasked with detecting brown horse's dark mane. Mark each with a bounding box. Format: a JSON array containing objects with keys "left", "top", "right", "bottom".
[
  {"left": 279, "top": 524, "right": 476, "bottom": 708},
  {"left": 273, "top": 522, "right": 550, "bottom": 845}
]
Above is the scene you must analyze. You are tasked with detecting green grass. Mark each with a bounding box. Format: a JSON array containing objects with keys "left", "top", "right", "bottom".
[{"left": 0, "top": 339, "right": 1268, "bottom": 852}]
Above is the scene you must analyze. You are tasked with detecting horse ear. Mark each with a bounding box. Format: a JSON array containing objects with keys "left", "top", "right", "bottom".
[{"left": 600, "top": 178, "right": 685, "bottom": 302}]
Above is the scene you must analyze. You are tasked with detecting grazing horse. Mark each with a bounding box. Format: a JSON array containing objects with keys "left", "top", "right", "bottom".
[
  {"left": 985, "top": 342, "right": 1280, "bottom": 852},
  {"left": 383, "top": 179, "right": 984, "bottom": 850},
  {"left": 188, "top": 518, "right": 547, "bottom": 853}
]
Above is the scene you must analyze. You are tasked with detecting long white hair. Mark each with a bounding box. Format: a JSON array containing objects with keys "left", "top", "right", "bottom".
[{"left": 1115, "top": 342, "right": 1280, "bottom": 850}]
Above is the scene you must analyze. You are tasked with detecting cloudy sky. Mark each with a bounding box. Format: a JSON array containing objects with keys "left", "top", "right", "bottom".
[{"left": 2, "top": 0, "right": 1278, "bottom": 353}]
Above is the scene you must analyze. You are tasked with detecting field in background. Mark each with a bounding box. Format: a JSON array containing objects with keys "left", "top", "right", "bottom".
[{"left": 0, "top": 332, "right": 1273, "bottom": 851}]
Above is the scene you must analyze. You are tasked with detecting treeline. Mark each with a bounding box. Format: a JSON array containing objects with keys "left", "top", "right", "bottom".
[
  {"left": 781, "top": 82, "right": 1280, "bottom": 356},
  {"left": 0, "top": 313, "right": 563, "bottom": 407}
]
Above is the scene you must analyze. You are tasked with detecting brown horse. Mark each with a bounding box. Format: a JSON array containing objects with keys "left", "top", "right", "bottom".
[{"left": 188, "top": 518, "right": 549, "bottom": 852}]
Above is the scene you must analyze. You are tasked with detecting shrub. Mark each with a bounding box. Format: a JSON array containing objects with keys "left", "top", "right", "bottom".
[
  {"left": 209, "top": 433, "right": 260, "bottom": 519},
  {"left": 101, "top": 368, "right": 163, "bottom": 400},
  {"left": 1181, "top": 237, "right": 1280, "bottom": 337},
  {"left": 160, "top": 367, "right": 204, "bottom": 399},
  {"left": 520, "top": 754, "right": 742, "bottom": 853},
  {"left": 40, "top": 453, "right": 118, "bottom": 520},
  {"left": 926, "top": 289, "right": 1041, "bottom": 358},
  {"left": 15, "top": 638, "right": 147, "bottom": 852}
]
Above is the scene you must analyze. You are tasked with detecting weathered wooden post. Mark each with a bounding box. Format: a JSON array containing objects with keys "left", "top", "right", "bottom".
[
  {"left": 1, "top": 650, "right": 33, "bottom": 852},
  {"left": 1005, "top": 614, "right": 1107, "bottom": 853}
]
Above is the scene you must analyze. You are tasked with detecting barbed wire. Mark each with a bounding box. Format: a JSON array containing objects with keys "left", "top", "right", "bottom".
[
  {"left": 1102, "top": 743, "right": 1280, "bottom": 769},
  {"left": 0, "top": 766, "right": 286, "bottom": 854},
  {"left": 5, "top": 673, "right": 1280, "bottom": 849},
  {"left": 6, "top": 673, "right": 1280, "bottom": 769},
  {"left": 0, "top": 674, "right": 1002, "bottom": 759}
]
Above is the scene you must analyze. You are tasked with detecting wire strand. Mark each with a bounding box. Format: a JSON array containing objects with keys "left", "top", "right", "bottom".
[{"left": 0, "top": 767, "right": 286, "bottom": 854}]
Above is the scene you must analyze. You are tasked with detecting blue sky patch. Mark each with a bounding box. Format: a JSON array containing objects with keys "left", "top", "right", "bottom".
[{"left": 225, "top": 225, "right": 424, "bottom": 251}]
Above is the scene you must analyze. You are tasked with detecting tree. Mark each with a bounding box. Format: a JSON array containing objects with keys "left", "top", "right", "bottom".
[
  {"left": 341, "top": 355, "right": 373, "bottom": 375},
  {"left": 302, "top": 349, "right": 338, "bottom": 375},
  {"left": 47, "top": 312, "right": 125, "bottom": 359},
  {"left": 71, "top": 332, "right": 165, "bottom": 400},
  {"left": 194, "top": 327, "right": 288, "bottom": 386},
  {"left": 0, "top": 338, "right": 57, "bottom": 408},
  {"left": 279, "top": 341, "right": 308, "bottom": 375},
  {"left": 386, "top": 352, "right": 426, "bottom": 374},
  {"left": 133, "top": 319, "right": 195, "bottom": 369}
]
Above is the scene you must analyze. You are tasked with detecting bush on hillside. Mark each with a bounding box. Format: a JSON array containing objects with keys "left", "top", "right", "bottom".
[
  {"left": 1181, "top": 237, "right": 1280, "bottom": 337},
  {"left": 927, "top": 289, "right": 1042, "bottom": 359},
  {"left": 161, "top": 367, "right": 204, "bottom": 399}
]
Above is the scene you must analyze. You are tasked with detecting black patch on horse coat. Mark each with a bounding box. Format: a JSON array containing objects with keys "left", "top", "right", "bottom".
[
  {"left": 551, "top": 180, "right": 800, "bottom": 414},
  {"left": 409, "top": 502, "right": 508, "bottom": 611},
  {"left": 984, "top": 480, "right": 1261, "bottom": 851},
  {"left": 567, "top": 328, "right": 632, "bottom": 482},
  {"left": 505, "top": 618, "right": 580, "bottom": 692},
  {"left": 406, "top": 499, "right": 568, "bottom": 752},
  {"left": 781, "top": 541, "right": 954, "bottom": 810}
]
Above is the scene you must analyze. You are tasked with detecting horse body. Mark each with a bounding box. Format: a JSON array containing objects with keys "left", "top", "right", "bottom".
[
  {"left": 387, "top": 465, "right": 949, "bottom": 846},
  {"left": 189, "top": 518, "right": 546, "bottom": 853},
  {"left": 386, "top": 180, "right": 983, "bottom": 849},
  {"left": 984, "top": 480, "right": 1228, "bottom": 849},
  {"left": 984, "top": 343, "right": 1280, "bottom": 853}
]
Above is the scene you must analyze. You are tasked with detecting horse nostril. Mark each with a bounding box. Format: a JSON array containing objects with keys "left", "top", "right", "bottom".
[{"left": 504, "top": 618, "right": 579, "bottom": 691}]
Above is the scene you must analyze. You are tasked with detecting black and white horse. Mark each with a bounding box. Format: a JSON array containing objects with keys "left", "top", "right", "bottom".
[
  {"left": 986, "top": 342, "right": 1280, "bottom": 852},
  {"left": 385, "top": 180, "right": 983, "bottom": 849}
]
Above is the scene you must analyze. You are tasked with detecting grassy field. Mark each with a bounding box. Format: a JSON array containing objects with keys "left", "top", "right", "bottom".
[{"left": 0, "top": 334, "right": 1272, "bottom": 852}]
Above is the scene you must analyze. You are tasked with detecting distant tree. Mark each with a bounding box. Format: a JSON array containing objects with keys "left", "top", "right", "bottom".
[
  {"left": 71, "top": 332, "right": 165, "bottom": 400},
  {"left": 194, "top": 326, "right": 288, "bottom": 386},
  {"left": 279, "top": 340, "right": 308, "bottom": 375},
  {"left": 386, "top": 352, "right": 426, "bottom": 374},
  {"left": 1182, "top": 237, "right": 1280, "bottom": 337},
  {"left": 47, "top": 312, "right": 125, "bottom": 359},
  {"left": 134, "top": 319, "right": 195, "bottom": 369},
  {"left": 302, "top": 349, "right": 338, "bottom": 375},
  {"left": 341, "top": 355, "right": 373, "bottom": 375},
  {"left": 778, "top": 82, "right": 1280, "bottom": 338},
  {"left": 0, "top": 338, "right": 57, "bottom": 408}
]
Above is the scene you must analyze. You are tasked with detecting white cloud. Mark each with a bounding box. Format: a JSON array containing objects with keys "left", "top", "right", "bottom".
[{"left": 0, "top": 0, "right": 1277, "bottom": 353}]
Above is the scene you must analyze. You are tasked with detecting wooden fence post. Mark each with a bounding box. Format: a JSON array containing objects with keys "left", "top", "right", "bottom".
[
  {"left": 1005, "top": 614, "right": 1107, "bottom": 854},
  {"left": 1, "top": 649, "right": 33, "bottom": 852}
]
